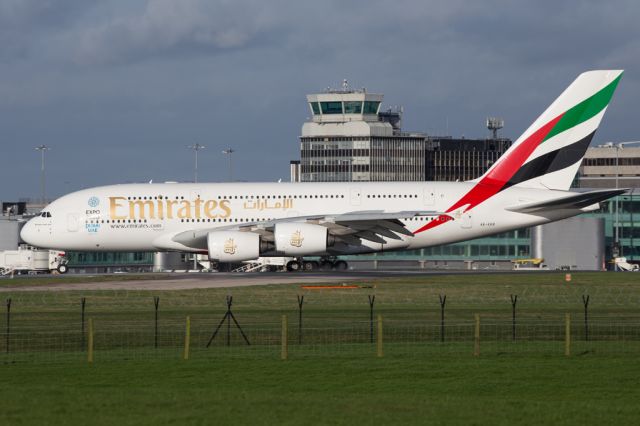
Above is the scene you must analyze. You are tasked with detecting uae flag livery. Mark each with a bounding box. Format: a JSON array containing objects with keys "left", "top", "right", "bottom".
[{"left": 416, "top": 70, "right": 623, "bottom": 234}]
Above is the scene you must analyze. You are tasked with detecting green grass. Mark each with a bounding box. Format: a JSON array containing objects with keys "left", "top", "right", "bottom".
[
  {"left": 2, "top": 355, "right": 640, "bottom": 425},
  {"left": 2, "top": 272, "right": 640, "bottom": 424},
  {"left": 2, "top": 272, "right": 640, "bottom": 356}
]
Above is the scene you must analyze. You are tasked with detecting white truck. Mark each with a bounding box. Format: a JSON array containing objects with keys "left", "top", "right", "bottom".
[
  {"left": 613, "top": 257, "right": 639, "bottom": 272},
  {"left": 0, "top": 246, "right": 69, "bottom": 275}
]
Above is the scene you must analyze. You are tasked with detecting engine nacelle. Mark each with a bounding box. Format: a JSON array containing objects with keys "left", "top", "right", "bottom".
[
  {"left": 207, "top": 231, "right": 260, "bottom": 262},
  {"left": 275, "top": 223, "right": 328, "bottom": 255}
]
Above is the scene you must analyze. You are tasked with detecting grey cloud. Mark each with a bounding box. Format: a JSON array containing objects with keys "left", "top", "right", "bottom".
[
  {"left": 72, "top": 0, "right": 281, "bottom": 65},
  {"left": 1, "top": 0, "right": 640, "bottom": 201},
  {"left": 0, "top": 0, "right": 93, "bottom": 63}
]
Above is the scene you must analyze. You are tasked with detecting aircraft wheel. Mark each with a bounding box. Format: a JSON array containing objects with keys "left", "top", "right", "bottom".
[
  {"left": 319, "top": 260, "right": 333, "bottom": 271},
  {"left": 307, "top": 261, "right": 321, "bottom": 271},
  {"left": 286, "top": 260, "right": 302, "bottom": 272},
  {"left": 334, "top": 260, "right": 348, "bottom": 271},
  {"left": 57, "top": 264, "right": 68, "bottom": 274}
]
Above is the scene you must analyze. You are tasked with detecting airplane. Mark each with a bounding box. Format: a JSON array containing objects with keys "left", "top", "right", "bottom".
[{"left": 21, "top": 70, "right": 625, "bottom": 272}]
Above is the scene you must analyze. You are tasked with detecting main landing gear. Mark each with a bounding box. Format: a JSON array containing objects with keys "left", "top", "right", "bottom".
[{"left": 285, "top": 257, "right": 349, "bottom": 272}]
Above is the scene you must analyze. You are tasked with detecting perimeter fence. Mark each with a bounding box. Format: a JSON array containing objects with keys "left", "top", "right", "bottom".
[{"left": 3, "top": 291, "right": 640, "bottom": 364}]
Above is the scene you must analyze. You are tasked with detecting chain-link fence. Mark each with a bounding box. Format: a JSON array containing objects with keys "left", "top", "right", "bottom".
[
  {"left": 3, "top": 303, "right": 640, "bottom": 364},
  {"left": 5, "top": 272, "right": 640, "bottom": 364}
]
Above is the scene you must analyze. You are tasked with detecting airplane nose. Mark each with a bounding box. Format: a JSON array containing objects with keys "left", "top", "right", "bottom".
[{"left": 20, "top": 220, "right": 38, "bottom": 246}]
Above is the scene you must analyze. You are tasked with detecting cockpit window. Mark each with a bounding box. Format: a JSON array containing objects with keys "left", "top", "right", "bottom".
[{"left": 40, "top": 212, "right": 52, "bottom": 218}]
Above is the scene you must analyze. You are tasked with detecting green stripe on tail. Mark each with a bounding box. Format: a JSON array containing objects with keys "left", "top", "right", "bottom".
[{"left": 543, "top": 73, "right": 623, "bottom": 143}]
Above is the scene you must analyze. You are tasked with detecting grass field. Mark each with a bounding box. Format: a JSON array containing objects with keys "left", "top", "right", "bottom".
[
  {"left": 3, "top": 355, "right": 640, "bottom": 425},
  {"left": 2, "top": 272, "right": 640, "bottom": 424}
]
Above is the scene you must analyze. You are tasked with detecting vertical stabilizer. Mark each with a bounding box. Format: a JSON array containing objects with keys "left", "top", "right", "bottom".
[
  {"left": 446, "top": 70, "right": 622, "bottom": 214},
  {"left": 479, "top": 70, "right": 623, "bottom": 191}
]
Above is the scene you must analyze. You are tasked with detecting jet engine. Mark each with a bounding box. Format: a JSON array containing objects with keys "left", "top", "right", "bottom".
[
  {"left": 274, "top": 223, "right": 329, "bottom": 255},
  {"left": 207, "top": 231, "right": 260, "bottom": 262}
]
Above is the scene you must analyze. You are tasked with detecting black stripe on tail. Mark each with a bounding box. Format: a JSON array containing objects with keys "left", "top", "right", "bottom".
[{"left": 502, "top": 131, "right": 595, "bottom": 190}]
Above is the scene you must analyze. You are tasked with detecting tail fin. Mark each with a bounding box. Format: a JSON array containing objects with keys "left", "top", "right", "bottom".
[
  {"left": 445, "top": 70, "right": 622, "bottom": 214},
  {"left": 477, "top": 70, "right": 623, "bottom": 190}
]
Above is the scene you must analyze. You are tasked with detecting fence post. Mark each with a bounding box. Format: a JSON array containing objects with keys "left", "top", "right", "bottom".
[
  {"left": 474, "top": 314, "right": 480, "bottom": 357},
  {"left": 368, "top": 295, "right": 375, "bottom": 344},
  {"left": 183, "top": 316, "right": 191, "bottom": 360},
  {"left": 281, "top": 315, "right": 288, "bottom": 360},
  {"left": 564, "top": 313, "right": 571, "bottom": 357},
  {"left": 227, "top": 295, "right": 232, "bottom": 346},
  {"left": 5, "top": 298, "right": 11, "bottom": 354},
  {"left": 510, "top": 294, "right": 517, "bottom": 341},
  {"left": 376, "top": 314, "right": 383, "bottom": 358},
  {"left": 439, "top": 295, "right": 446, "bottom": 343},
  {"left": 88, "top": 318, "right": 94, "bottom": 363},
  {"left": 81, "top": 297, "right": 86, "bottom": 351},
  {"left": 154, "top": 296, "right": 160, "bottom": 349},
  {"left": 297, "top": 295, "right": 304, "bottom": 345},
  {"left": 582, "top": 295, "right": 590, "bottom": 341}
]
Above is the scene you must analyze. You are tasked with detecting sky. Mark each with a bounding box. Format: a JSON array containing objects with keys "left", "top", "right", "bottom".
[{"left": 1, "top": 0, "right": 640, "bottom": 201}]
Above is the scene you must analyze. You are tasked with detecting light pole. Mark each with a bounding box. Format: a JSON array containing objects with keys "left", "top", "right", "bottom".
[
  {"left": 35, "top": 145, "right": 51, "bottom": 206},
  {"left": 222, "top": 148, "right": 235, "bottom": 182},
  {"left": 615, "top": 143, "right": 619, "bottom": 249},
  {"left": 186, "top": 143, "right": 205, "bottom": 271},
  {"left": 187, "top": 144, "right": 205, "bottom": 183}
]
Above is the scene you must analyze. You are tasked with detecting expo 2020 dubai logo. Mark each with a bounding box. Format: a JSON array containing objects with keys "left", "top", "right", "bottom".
[{"left": 88, "top": 197, "right": 100, "bottom": 208}]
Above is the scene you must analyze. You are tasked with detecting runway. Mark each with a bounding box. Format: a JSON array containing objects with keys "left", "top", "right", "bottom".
[
  {"left": 0, "top": 271, "right": 395, "bottom": 292},
  {"left": 0, "top": 270, "right": 527, "bottom": 292}
]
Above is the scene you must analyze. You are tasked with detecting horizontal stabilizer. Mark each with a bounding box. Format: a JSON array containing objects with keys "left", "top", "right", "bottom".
[{"left": 506, "top": 189, "right": 627, "bottom": 214}]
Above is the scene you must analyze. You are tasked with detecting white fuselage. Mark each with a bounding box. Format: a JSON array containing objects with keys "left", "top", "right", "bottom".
[{"left": 20, "top": 181, "right": 593, "bottom": 255}]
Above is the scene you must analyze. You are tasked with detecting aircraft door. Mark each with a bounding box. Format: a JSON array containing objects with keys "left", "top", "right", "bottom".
[
  {"left": 350, "top": 187, "right": 361, "bottom": 206},
  {"left": 67, "top": 213, "right": 80, "bottom": 232}
]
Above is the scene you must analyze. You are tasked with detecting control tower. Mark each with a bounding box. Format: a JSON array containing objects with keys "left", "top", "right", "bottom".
[{"left": 300, "top": 80, "right": 426, "bottom": 182}]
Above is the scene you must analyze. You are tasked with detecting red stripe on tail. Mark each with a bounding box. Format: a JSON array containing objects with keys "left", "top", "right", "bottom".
[
  {"left": 414, "top": 113, "right": 563, "bottom": 234},
  {"left": 446, "top": 113, "right": 564, "bottom": 214}
]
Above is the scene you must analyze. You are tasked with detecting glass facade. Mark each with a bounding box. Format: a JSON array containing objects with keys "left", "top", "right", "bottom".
[
  {"left": 425, "top": 138, "right": 511, "bottom": 181},
  {"left": 343, "top": 101, "right": 363, "bottom": 114},
  {"left": 320, "top": 102, "right": 343, "bottom": 114},
  {"left": 363, "top": 101, "right": 380, "bottom": 114},
  {"left": 583, "top": 157, "right": 640, "bottom": 166},
  {"left": 311, "top": 101, "right": 373, "bottom": 116},
  {"left": 342, "top": 228, "right": 531, "bottom": 263},
  {"left": 587, "top": 195, "right": 640, "bottom": 260},
  {"left": 300, "top": 136, "right": 426, "bottom": 182},
  {"left": 67, "top": 251, "right": 153, "bottom": 266}
]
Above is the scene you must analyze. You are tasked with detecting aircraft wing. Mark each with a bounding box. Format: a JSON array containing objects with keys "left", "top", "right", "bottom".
[
  {"left": 505, "top": 189, "right": 627, "bottom": 214},
  {"left": 169, "top": 210, "right": 442, "bottom": 250}
]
